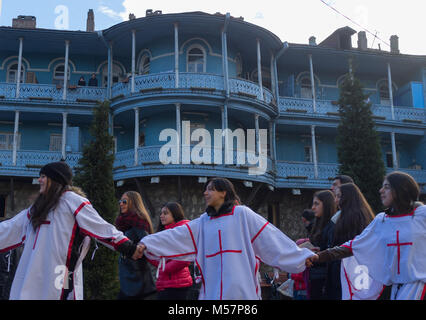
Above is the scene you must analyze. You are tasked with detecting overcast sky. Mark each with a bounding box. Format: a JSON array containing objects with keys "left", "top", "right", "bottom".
[{"left": 0, "top": 0, "right": 424, "bottom": 55}]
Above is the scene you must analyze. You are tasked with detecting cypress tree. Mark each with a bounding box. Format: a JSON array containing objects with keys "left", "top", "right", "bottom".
[
  {"left": 336, "top": 71, "right": 386, "bottom": 213},
  {"left": 73, "top": 100, "right": 119, "bottom": 299}
]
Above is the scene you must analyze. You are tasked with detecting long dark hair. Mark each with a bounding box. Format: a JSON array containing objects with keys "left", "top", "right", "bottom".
[
  {"left": 30, "top": 178, "right": 66, "bottom": 230},
  {"left": 157, "top": 202, "right": 186, "bottom": 231},
  {"left": 30, "top": 179, "right": 86, "bottom": 231},
  {"left": 309, "top": 190, "right": 336, "bottom": 246},
  {"left": 204, "top": 177, "right": 241, "bottom": 205},
  {"left": 333, "top": 183, "right": 375, "bottom": 245},
  {"left": 385, "top": 171, "right": 420, "bottom": 214}
]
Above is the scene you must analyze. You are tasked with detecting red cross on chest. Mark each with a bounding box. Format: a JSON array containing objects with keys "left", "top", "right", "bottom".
[
  {"left": 205, "top": 229, "right": 242, "bottom": 299},
  {"left": 386, "top": 230, "right": 413, "bottom": 274}
]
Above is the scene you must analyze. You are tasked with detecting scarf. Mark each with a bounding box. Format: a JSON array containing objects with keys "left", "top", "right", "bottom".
[
  {"left": 205, "top": 201, "right": 235, "bottom": 217},
  {"left": 115, "top": 211, "right": 150, "bottom": 232}
]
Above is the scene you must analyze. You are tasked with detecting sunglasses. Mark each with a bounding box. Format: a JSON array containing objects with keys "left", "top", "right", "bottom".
[{"left": 118, "top": 199, "right": 128, "bottom": 205}]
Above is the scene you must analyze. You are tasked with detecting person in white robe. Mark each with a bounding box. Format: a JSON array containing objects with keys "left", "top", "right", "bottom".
[
  {"left": 0, "top": 161, "right": 139, "bottom": 300},
  {"left": 307, "top": 171, "right": 426, "bottom": 300},
  {"left": 138, "top": 177, "right": 315, "bottom": 300}
]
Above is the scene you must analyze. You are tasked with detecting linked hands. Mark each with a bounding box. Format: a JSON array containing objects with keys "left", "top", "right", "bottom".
[
  {"left": 132, "top": 243, "right": 146, "bottom": 260},
  {"left": 305, "top": 254, "right": 319, "bottom": 268}
]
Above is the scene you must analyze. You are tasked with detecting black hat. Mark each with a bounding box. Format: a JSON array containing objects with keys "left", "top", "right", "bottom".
[{"left": 39, "top": 161, "right": 73, "bottom": 186}]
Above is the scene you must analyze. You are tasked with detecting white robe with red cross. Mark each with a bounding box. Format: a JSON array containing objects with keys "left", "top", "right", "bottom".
[
  {"left": 340, "top": 205, "right": 426, "bottom": 300},
  {"left": 0, "top": 191, "right": 129, "bottom": 300},
  {"left": 140, "top": 205, "right": 315, "bottom": 300}
]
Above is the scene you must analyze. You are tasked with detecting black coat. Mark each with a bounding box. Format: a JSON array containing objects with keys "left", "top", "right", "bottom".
[{"left": 118, "top": 227, "right": 156, "bottom": 298}]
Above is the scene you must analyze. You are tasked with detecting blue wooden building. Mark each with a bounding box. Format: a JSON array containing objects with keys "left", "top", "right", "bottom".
[{"left": 0, "top": 10, "right": 425, "bottom": 227}]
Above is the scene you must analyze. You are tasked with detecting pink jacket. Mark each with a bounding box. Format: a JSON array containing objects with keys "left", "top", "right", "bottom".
[{"left": 150, "top": 220, "right": 193, "bottom": 291}]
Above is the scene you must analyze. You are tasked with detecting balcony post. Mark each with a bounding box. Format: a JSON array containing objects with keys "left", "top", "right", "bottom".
[
  {"left": 255, "top": 114, "right": 260, "bottom": 155},
  {"left": 134, "top": 107, "right": 139, "bottom": 166},
  {"left": 62, "top": 40, "right": 70, "bottom": 100},
  {"left": 222, "top": 13, "right": 230, "bottom": 97},
  {"left": 391, "top": 132, "right": 398, "bottom": 169},
  {"left": 107, "top": 42, "right": 113, "bottom": 99},
  {"left": 12, "top": 111, "right": 20, "bottom": 166},
  {"left": 387, "top": 63, "right": 395, "bottom": 120},
  {"left": 16, "top": 37, "right": 24, "bottom": 98},
  {"left": 176, "top": 103, "right": 181, "bottom": 164},
  {"left": 309, "top": 54, "right": 317, "bottom": 113},
  {"left": 174, "top": 23, "right": 179, "bottom": 88},
  {"left": 270, "top": 53, "right": 276, "bottom": 98},
  {"left": 61, "top": 112, "right": 68, "bottom": 160},
  {"left": 256, "top": 39, "right": 264, "bottom": 101},
  {"left": 131, "top": 30, "right": 136, "bottom": 93},
  {"left": 311, "top": 125, "right": 318, "bottom": 179},
  {"left": 221, "top": 104, "right": 229, "bottom": 164},
  {"left": 269, "top": 120, "right": 276, "bottom": 162}
]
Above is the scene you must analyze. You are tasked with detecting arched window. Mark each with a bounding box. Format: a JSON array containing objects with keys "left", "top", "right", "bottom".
[
  {"left": 300, "top": 77, "right": 313, "bottom": 99},
  {"left": 7, "top": 63, "right": 25, "bottom": 83},
  {"left": 138, "top": 55, "right": 150, "bottom": 75},
  {"left": 102, "top": 63, "right": 124, "bottom": 87},
  {"left": 53, "top": 63, "right": 70, "bottom": 84},
  {"left": 187, "top": 46, "right": 205, "bottom": 73}
]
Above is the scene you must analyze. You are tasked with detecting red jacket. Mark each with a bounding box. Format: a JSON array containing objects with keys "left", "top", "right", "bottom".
[{"left": 149, "top": 220, "right": 193, "bottom": 291}]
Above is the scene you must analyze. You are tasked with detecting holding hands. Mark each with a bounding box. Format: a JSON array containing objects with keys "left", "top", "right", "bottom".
[
  {"left": 132, "top": 243, "right": 146, "bottom": 260},
  {"left": 305, "top": 254, "right": 319, "bottom": 268}
]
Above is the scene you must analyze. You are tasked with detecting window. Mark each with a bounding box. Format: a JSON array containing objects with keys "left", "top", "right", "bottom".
[
  {"left": 379, "top": 84, "right": 391, "bottom": 106},
  {"left": 0, "top": 133, "right": 20, "bottom": 150},
  {"left": 386, "top": 152, "right": 399, "bottom": 168},
  {"left": 187, "top": 47, "right": 205, "bottom": 73},
  {"left": 235, "top": 54, "right": 243, "bottom": 78},
  {"left": 138, "top": 55, "right": 150, "bottom": 75},
  {"left": 49, "top": 134, "right": 62, "bottom": 151},
  {"left": 7, "top": 63, "right": 25, "bottom": 83},
  {"left": 304, "top": 145, "right": 313, "bottom": 162},
  {"left": 301, "top": 78, "right": 313, "bottom": 99},
  {"left": 102, "top": 64, "right": 124, "bottom": 87},
  {"left": 139, "top": 132, "right": 145, "bottom": 147},
  {"left": 53, "top": 64, "right": 70, "bottom": 85}
]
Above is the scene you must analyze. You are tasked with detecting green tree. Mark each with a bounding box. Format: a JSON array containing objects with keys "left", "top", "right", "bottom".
[
  {"left": 336, "top": 71, "right": 386, "bottom": 213},
  {"left": 73, "top": 100, "right": 119, "bottom": 299}
]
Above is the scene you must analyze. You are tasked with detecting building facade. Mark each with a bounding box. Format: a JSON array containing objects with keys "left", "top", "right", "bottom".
[{"left": 0, "top": 10, "right": 425, "bottom": 237}]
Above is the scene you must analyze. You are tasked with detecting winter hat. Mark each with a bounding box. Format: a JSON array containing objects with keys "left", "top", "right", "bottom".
[{"left": 39, "top": 161, "right": 73, "bottom": 186}]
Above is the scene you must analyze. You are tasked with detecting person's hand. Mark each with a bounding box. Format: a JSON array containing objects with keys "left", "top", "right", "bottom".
[
  {"left": 132, "top": 244, "right": 146, "bottom": 260},
  {"left": 311, "top": 246, "right": 320, "bottom": 253},
  {"left": 305, "top": 254, "right": 319, "bottom": 268}
]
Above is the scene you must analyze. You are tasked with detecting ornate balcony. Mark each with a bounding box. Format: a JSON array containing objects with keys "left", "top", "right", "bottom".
[
  {"left": 0, "top": 82, "right": 106, "bottom": 103},
  {"left": 0, "top": 149, "right": 424, "bottom": 193},
  {"left": 110, "top": 73, "right": 274, "bottom": 106},
  {"left": 113, "top": 145, "right": 274, "bottom": 183},
  {"left": 0, "top": 150, "right": 82, "bottom": 177},
  {"left": 278, "top": 97, "right": 426, "bottom": 123}
]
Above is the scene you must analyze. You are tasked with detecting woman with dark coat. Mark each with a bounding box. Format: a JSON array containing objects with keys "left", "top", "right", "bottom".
[
  {"left": 115, "top": 191, "right": 156, "bottom": 300},
  {"left": 308, "top": 190, "right": 337, "bottom": 299},
  {"left": 326, "top": 183, "right": 375, "bottom": 299}
]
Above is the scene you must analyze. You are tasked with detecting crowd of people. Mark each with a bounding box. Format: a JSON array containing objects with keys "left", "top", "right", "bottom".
[{"left": 0, "top": 161, "right": 424, "bottom": 300}]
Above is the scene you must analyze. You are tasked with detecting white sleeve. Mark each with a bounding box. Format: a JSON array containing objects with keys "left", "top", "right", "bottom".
[
  {"left": 0, "top": 209, "right": 29, "bottom": 252},
  {"left": 246, "top": 207, "right": 315, "bottom": 274},
  {"left": 140, "top": 219, "right": 199, "bottom": 262},
  {"left": 71, "top": 199, "right": 129, "bottom": 250}
]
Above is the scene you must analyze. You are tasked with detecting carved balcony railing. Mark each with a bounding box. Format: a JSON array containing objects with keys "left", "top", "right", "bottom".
[
  {"left": 278, "top": 97, "right": 425, "bottom": 123},
  {"left": 110, "top": 73, "right": 274, "bottom": 106},
  {"left": 0, "top": 82, "right": 107, "bottom": 103}
]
